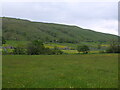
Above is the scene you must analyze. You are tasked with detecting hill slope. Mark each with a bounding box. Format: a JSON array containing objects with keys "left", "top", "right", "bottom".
[{"left": 2, "top": 17, "right": 118, "bottom": 43}]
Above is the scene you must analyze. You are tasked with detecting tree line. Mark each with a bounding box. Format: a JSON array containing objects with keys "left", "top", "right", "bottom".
[
  {"left": 3, "top": 40, "right": 63, "bottom": 55},
  {"left": 2, "top": 37, "right": 120, "bottom": 55},
  {"left": 76, "top": 40, "right": 120, "bottom": 54}
]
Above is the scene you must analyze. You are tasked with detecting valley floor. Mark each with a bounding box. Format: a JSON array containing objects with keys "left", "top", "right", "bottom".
[{"left": 2, "top": 54, "right": 118, "bottom": 88}]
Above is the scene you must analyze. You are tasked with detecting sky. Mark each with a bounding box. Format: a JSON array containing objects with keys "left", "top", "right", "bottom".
[{"left": 1, "top": 0, "right": 119, "bottom": 35}]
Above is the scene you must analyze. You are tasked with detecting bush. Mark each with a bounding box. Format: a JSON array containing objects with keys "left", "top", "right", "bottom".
[
  {"left": 2, "top": 48, "right": 14, "bottom": 55},
  {"left": 2, "top": 49, "right": 8, "bottom": 55},
  {"left": 13, "top": 47, "right": 26, "bottom": 55},
  {"left": 44, "top": 48, "right": 55, "bottom": 55},
  {"left": 52, "top": 46, "right": 63, "bottom": 55},
  {"left": 106, "top": 40, "right": 120, "bottom": 53},
  {"left": 99, "top": 50, "right": 106, "bottom": 53},
  {"left": 77, "top": 45, "right": 90, "bottom": 54},
  {"left": 106, "top": 45, "right": 120, "bottom": 53},
  {"left": 3, "top": 40, "right": 63, "bottom": 55},
  {"left": 27, "top": 40, "right": 63, "bottom": 55},
  {"left": 27, "top": 40, "right": 45, "bottom": 55},
  {"left": 2, "top": 37, "right": 6, "bottom": 44}
]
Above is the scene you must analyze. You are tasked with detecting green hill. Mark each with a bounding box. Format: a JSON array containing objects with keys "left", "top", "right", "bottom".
[{"left": 2, "top": 17, "right": 118, "bottom": 43}]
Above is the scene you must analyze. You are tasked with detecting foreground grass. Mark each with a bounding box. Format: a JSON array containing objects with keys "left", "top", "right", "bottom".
[{"left": 3, "top": 54, "right": 118, "bottom": 88}]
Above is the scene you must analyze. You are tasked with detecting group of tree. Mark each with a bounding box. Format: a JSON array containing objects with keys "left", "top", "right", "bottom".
[
  {"left": 77, "top": 45, "right": 90, "bottom": 54},
  {"left": 2, "top": 37, "right": 6, "bottom": 44},
  {"left": 106, "top": 40, "right": 120, "bottom": 53},
  {"left": 4, "top": 40, "right": 63, "bottom": 55},
  {"left": 76, "top": 40, "right": 120, "bottom": 54},
  {"left": 26, "top": 40, "right": 63, "bottom": 55},
  {"left": 2, "top": 37, "right": 120, "bottom": 55}
]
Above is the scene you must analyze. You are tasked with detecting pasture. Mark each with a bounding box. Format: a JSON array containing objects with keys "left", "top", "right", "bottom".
[{"left": 3, "top": 54, "right": 118, "bottom": 88}]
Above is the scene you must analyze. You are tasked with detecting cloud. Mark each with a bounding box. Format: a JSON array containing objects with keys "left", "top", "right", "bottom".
[
  {"left": 1, "top": 0, "right": 119, "bottom": 2},
  {"left": 80, "top": 19, "right": 118, "bottom": 35}
]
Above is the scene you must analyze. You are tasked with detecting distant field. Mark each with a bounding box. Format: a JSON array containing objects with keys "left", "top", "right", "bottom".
[
  {"left": 3, "top": 40, "right": 109, "bottom": 51},
  {"left": 3, "top": 54, "right": 118, "bottom": 88}
]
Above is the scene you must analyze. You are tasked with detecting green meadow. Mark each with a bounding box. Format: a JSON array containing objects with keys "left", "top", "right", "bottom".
[
  {"left": 2, "top": 17, "right": 119, "bottom": 88},
  {"left": 3, "top": 54, "right": 118, "bottom": 88}
]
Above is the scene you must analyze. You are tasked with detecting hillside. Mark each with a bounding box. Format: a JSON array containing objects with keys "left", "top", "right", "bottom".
[{"left": 2, "top": 17, "right": 118, "bottom": 43}]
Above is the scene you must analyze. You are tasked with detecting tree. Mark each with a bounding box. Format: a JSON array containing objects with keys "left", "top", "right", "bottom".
[
  {"left": 97, "top": 42, "right": 102, "bottom": 49},
  {"left": 52, "top": 46, "right": 63, "bottom": 55},
  {"left": 77, "top": 45, "right": 90, "bottom": 54},
  {"left": 2, "top": 37, "right": 6, "bottom": 44},
  {"left": 13, "top": 46, "right": 26, "bottom": 55},
  {"left": 106, "top": 40, "right": 120, "bottom": 53},
  {"left": 27, "top": 40, "right": 45, "bottom": 55}
]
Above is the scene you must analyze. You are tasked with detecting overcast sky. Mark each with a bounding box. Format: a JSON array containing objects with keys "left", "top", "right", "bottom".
[{"left": 1, "top": 0, "right": 118, "bottom": 35}]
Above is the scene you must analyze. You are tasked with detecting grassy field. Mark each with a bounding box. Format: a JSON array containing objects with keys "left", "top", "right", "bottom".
[{"left": 2, "top": 54, "right": 118, "bottom": 88}]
